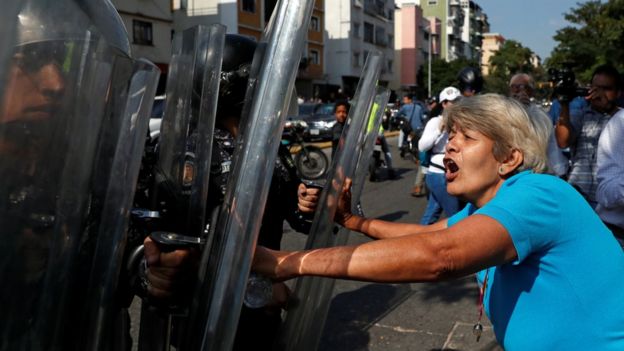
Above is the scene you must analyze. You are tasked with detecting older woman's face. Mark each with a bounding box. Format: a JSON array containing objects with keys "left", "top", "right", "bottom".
[{"left": 444, "top": 124, "right": 504, "bottom": 207}]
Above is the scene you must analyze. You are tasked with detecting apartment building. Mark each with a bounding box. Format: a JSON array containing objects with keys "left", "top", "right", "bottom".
[
  {"left": 324, "top": 0, "right": 395, "bottom": 99},
  {"left": 419, "top": 0, "right": 464, "bottom": 61},
  {"left": 459, "top": 0, "right": 489, "bottom": 61},
  {"left": 173, "top": 0, "right": 325, "bottom": 99},
  {"left": 111, "top": 0, "right": 173, "bottom": 92},
  {"left": 481, "top": 32, "right": 505, "bottom": 76},
  {"left": 393, "top": 1, "right": 441, "bottom": 96}
]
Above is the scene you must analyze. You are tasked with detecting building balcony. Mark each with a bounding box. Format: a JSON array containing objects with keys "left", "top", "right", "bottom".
[{"left": 363, "top": 0, "right": 391, "bottom": 20}]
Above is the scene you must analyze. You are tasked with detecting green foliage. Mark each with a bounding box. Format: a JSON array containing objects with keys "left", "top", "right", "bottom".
[
  {"left": 546, "top": 0, "right": 624, "bottom": 84},
  {"left": 484, "top": 40, "right": 539, "bottom": 95}
]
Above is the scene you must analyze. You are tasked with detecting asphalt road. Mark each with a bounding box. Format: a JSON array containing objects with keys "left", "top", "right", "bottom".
[{"left": 129, "top": 135, "right": 502, "bottom": 351}]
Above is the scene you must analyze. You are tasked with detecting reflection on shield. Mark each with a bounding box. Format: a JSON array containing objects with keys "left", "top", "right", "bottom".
[
  {"left": 276, "top": 51, "right": 386, "bottom": 351},
  {"left": 177, "top": 1, "right": 316, "bottom": 350},
  {"left": 0, "top": 1, "right": 160, "bottom": 350}
]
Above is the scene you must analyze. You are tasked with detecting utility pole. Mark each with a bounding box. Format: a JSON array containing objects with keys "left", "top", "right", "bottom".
[{"left": 428, "top": 34, "right": 432, "bottom": 98}]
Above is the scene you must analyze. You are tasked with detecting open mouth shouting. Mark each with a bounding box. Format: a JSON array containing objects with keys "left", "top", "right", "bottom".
[{"left": 444, "top": 157, "right": 459, "bottom": 181}]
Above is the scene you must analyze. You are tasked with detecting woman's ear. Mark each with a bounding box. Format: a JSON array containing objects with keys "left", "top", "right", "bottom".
[{"left": 498, "top": 149, "right": 524, "bottom": 177}]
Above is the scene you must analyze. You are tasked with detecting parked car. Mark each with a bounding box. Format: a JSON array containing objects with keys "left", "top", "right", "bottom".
[
  {"left": 148, "top": 95, "right": 165, "bottom": 140},
  {"left": 302, "top": 102, "right": 336, "bottom": 141}
]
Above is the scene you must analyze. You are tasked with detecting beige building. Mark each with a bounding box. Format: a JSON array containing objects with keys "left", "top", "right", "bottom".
[{"left": 481, "top": 32, "right": 504, "bottom": 76}]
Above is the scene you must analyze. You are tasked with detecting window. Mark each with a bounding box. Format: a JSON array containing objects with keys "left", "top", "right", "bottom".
[
  {"left": 310, "top": 16, "right": 320, "bottom": 31},
  {"left": 375, "top": 26, "right": 386, "bottom": 46},
  {"left": 309, "top": 49, "right": 320, "bottom": 65},
  {"left": 387, "top": 34, "right": 394, "bottom": 48},
  {"left": 387, "top": 59, "right": 393, "bottom": 73},
  {"left": 353, "top": 52, "right": 360, "bottom": 67},
  {"left": 133, "top": 20, "right": 153, "bottom": 45},
  {"left": 242, "top": 0, "right": 255, "bottom": 13},
  {"left": 353, "top": 22, "right": 360, "bottom": 38},
  {"left": 364, "top": 22, "right": 374, "bottom": 43}
]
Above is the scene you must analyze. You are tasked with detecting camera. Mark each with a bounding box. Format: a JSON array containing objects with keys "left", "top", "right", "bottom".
[{"left": 548, "top": 68, "right": 589, "bottom": 102}]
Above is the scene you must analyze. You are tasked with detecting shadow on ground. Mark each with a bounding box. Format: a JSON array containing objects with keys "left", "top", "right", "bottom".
[{"left": 320, "top": 284, "right": 414, "bottom": 351}]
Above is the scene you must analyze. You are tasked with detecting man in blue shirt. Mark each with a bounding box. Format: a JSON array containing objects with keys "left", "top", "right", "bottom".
[{"left": 395, "top": 94, "right": 424, "bottom": 151}]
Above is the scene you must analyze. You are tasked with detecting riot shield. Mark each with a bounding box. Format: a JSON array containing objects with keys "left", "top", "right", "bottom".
[
  {"left": 130, "top": 24, "right": 225, "bottom": 351},
  {"left": 154, "top": 24, "right": 225, "bottom": 237},
  {"left": 0, "top": 0, "right": 159, "bottom": 350},
  {"left": 275, "top": 51, "right": 385, "bottom": 351},
  {"left": 178, "top": 1, "right": 315, "bottom": 350},
  {"left": 81, "top": 58, "right": 161, "bottom": 351},
  {"left": 348, "top": 87, "right": 391, "bottom": 227}
]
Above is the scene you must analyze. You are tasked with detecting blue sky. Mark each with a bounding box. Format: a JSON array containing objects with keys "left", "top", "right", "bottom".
[{"left": 477, "top": 0, "right": 583, "bottom": 60}]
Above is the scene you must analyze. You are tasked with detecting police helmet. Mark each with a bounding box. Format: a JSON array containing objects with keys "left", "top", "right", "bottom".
[
  {"left": 457, "top": 67, "right": 483, "bottom": 95},
  {"left": 17, "top": 0, "right": 130, "bottom": 56},
  {"left": 217, "top": 34, "right": 257, "bottom": 120}
]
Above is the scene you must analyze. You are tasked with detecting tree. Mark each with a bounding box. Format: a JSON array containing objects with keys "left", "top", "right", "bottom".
[
  {"left": 484, "top": 40, "right": 537, "bottom": 94},
  {"left": 546, "top": 0, "right": 624, "bottom": 84}
]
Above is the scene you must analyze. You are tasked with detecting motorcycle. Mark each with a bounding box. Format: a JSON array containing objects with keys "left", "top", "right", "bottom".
[
  {"left": 282, "top": 120, "right": 329, "bottom": 180},
  {"left": 396, "top": 116, "right": 420, "bottom": 162}
]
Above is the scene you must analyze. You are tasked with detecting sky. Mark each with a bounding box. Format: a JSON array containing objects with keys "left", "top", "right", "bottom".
[{"left": 476, "top": 0, "right": 583, "bottom": 60}]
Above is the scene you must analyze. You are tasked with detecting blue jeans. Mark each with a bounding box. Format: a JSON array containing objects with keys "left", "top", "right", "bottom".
[{"left": 419, "top": 172, "right": 460, "bottom": 225}]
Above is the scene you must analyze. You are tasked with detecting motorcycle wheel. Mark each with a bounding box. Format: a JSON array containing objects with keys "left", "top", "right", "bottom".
[{"left": 295, "top": 146, "right": 329, "bottom": 180}]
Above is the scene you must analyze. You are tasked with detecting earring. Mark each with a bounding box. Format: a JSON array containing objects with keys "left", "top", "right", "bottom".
[{"left": 499, "top": 167, "right": 504, "bottom": 174}]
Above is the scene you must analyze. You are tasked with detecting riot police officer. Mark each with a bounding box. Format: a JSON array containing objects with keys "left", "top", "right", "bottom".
[
  {"left": 0, "top": 1, "right": 181, "bottom": 350},
  {"left": 457, "top": 66, "right": 484, "bottom": 97}
]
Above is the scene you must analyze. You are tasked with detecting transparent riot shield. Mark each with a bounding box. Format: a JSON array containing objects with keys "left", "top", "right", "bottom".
[
  {"left": 129, "top": 24, "right": 225, "bottom": 351},
  {"left": 154, "top": 24, "right": 225, "bottom": 237},
  {"left": 0, "top": 1, "right": 21, "bottom": 110},
  {"left": 0, "top": 0, "right": 157, "bottom": 350},
  {"left": 80, "top": 58, "right": 161, "bottom": 351},
  {"left": 275, "top": 51, "right": 385, "bottom": 351},
  {"left": 348, "top": 87, "right": 391, "bottom": 227},
  {"left": 178, "top": 1, "right": 315, "bottom": 350}
]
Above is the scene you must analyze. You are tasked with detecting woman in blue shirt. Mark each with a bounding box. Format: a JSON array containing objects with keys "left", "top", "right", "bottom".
[{"left": 253, "top": 94, "right": 624, "bottom": 350}]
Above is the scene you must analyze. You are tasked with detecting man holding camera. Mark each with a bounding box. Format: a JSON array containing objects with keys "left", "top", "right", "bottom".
[{"left": 555, "top": 64, "right": 622, "bottom": 208}]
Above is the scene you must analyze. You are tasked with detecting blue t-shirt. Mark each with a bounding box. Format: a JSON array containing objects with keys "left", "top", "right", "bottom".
[
  {"left": 448, "top": 171, "right": 624, "bottom": 351},
  {"left": 397, "top": 102, "right": 424, "bottom": 131}
]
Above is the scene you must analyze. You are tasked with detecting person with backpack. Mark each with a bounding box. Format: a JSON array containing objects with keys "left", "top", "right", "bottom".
[{"left": 417, "top": 87, "right": 462, "bottom": 224}]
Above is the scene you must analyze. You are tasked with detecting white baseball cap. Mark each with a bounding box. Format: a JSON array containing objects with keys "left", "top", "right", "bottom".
[{"left": 439, "top": 86, "right": 461, "bottom": 102}]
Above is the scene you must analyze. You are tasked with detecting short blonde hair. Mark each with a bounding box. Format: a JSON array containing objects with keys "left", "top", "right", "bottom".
[{"left": 443, "top": 94, "right": 549, "bottom": 173}]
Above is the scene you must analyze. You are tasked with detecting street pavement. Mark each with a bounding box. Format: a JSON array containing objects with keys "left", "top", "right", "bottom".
[{"left": 280, "top": 135, "right": 502, "bottom": 351}]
